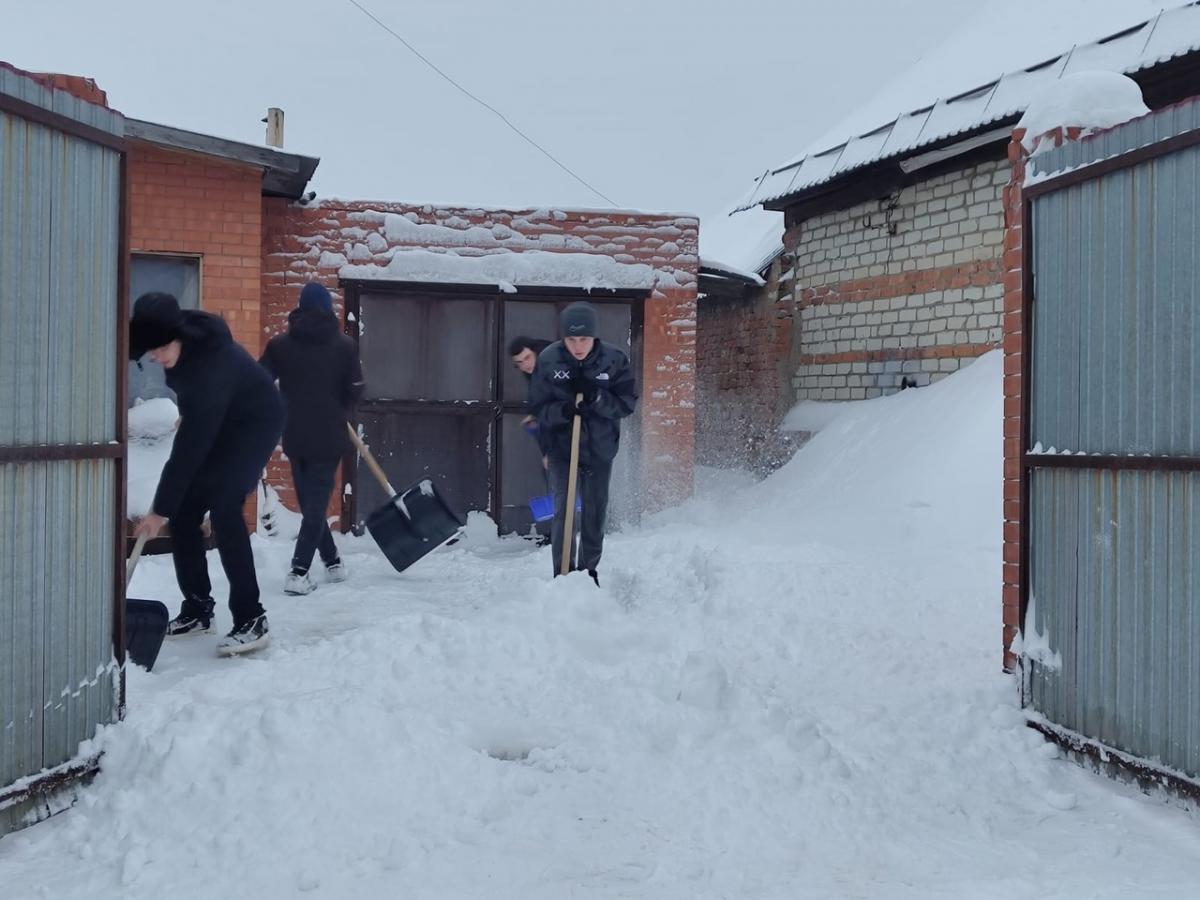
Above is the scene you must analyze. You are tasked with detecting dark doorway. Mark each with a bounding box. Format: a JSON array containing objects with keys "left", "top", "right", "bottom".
[{"left": 342, "top": 281, "right": 645, "bottom": 537}]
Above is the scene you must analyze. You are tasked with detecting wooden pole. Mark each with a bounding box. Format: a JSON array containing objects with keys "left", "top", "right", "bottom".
[
  {"left": 125, "top": 534, "right": 148, "bottom": 589},
  {"left": 561, "top": 394, "right": 583, "bottom": 576},
  {"left": 346, "top": 422, "right": 396, "bottom": 497}
]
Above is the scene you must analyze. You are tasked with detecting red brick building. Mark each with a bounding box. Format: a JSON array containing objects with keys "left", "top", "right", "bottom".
[
  {"left": 261, "top": 200, "right": 697, "bottom": 531},
  {"left": 27, "top": 68, "right": 699, "bottom": 536}
]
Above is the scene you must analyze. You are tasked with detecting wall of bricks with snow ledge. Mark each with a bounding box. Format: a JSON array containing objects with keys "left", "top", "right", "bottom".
[
  {"left": 261, "top": 199, "right": 699, "bottom": 516},
  {"left": 784, "top": 158, "right": 1009, "bottom": 401}
]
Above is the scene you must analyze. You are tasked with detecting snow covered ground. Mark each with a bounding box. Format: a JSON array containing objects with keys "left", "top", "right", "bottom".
[{"left": 4, "top": 351, "right": 1200, "bottom": 898}]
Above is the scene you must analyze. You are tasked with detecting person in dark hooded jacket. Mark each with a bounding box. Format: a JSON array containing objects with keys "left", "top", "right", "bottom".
[
  {"left": 130, "top": 292, "right": 284, "bottom": 656},
  {"left": 508, "top": 334, "right": 552, "bottom": 463},
  {"left": 528, "top": 302, "right": 637, "bottom": 582},
  {"left": 259, "top": 282, "right": 364, "bottom": 595}
]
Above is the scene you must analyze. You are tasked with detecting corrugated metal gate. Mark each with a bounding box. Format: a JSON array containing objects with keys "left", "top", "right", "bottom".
[
  {"left": 343, "top": 281, "right": 644, "bottom": 537},
  {"left": 0, "top": 67, "right": 127, "bottom": 833},
  {"left": 1023, "top": 99, "right": 1200, "bottom": 782}
]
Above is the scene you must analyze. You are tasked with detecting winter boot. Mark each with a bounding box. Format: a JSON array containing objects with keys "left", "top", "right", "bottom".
[
  {"left": 588, "top": 569, "right": 600, "bottom": 587},
  {"left": 166, "top": 597, "right": 216, "bottom": 637},
  {"left": 217, "top": 614, "right": 270, "bottom": 656},
  {"left": 324, "top": 558, "right": 348, "bottom": 584},
  {"left": 284, "top": 568, "right": 317, "bottom": 595}
]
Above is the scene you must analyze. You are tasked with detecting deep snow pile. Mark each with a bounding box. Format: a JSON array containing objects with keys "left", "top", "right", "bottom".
[{"left": 4, "top": 351, "right": 1200, "bottom": 899}]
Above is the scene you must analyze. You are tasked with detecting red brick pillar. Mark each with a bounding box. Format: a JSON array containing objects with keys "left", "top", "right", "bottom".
[
  {"left": 1001, "top": 130, "right": 1027, "bottom": 672},
  {"left": 641, "top": 286, "right": 697, "bottom": 511},
  {"left": 1001, "top": 125, "right": 1087, "bottom": 671}
]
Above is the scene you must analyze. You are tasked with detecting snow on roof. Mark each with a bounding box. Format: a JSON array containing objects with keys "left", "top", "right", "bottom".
[
  {"left": 1016, "top": 71, "right": 1150, "bottom": 152},
  {"left": 737, "top": 1, "right": 1200, "bottom": 212},
  {"left": 332, "top": 206, "right": 696, "bottom": 293},
  {"left": 698, "top": 205, "right": 784, "bottom": 281},
  {"left": 340, "top": 248, "right": 662, "bottom": 293}
]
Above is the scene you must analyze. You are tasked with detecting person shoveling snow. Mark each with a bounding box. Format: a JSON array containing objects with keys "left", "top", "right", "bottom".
[
  {"left": 529, "top": 301, "right": 638, "bottom": 583},
  {"left": 129, "top": 292, "right": 284, "bottom": 656}
]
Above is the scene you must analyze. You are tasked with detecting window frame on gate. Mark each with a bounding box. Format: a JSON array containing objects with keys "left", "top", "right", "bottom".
[{"left": 127, "top": 251, "right": 202, "bottom": 408}]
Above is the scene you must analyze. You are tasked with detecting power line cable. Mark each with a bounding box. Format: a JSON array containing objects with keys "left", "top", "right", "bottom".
[{"left": 346, "top": 0, "right": 619, "bottom": 206}]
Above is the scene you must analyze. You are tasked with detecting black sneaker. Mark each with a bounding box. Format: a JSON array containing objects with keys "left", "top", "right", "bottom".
[
  {"left": 216, "top": 614, "right": 270, "bottom": 657},
  {"left": 166, "top": 598, "right": 216, "bottom": 637}
]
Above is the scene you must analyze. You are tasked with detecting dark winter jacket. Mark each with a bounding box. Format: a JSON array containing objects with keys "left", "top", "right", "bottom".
[
  {"left": 519, "top": 338, "right": 553, "bottom": 455},
  {"left": 528, "top": 340, "right": 638, "bottom": 466},
  {"left": 154, "top": 311, "right": 285, "bottom": 519},
  {"left": 259, "top": 307, "right": 365, "bottom": 461}
]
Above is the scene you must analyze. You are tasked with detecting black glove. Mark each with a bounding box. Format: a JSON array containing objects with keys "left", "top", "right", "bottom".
[{"left": 567, "top": 376, "right": 596, "bottom": 404}]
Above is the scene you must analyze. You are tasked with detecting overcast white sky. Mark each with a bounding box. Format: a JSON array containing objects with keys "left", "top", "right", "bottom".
[
  {"left": 5, "top": 1, "right": 987, "bottom": 212},
  {"left": 3, "top": 0, "right": 1174, "bottom": 240}
]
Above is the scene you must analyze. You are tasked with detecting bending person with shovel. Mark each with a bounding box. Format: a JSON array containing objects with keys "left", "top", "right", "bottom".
[
  {"left": 528, "top": 302, "right": 637, "bottom": 584},
  {"left": 129, "top": 293, "right": 284, "bottom": 656}
]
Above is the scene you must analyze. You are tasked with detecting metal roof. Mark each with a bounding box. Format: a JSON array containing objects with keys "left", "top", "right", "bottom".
[{"left": 736, "top": 2, "right": 1200, "bottom": 212}]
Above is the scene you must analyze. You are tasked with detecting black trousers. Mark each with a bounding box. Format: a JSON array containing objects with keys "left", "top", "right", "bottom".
[
  {"left": 172, "top": 480, "right": 263, "bottom": 626},
  {"left": 290, "top": 457, "right": 340, "bottom": 573},
  {"left": 548, "top": 457, "right": 612, "bottom": 577}
]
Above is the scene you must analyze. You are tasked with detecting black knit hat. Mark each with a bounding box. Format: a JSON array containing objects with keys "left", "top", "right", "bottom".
[
  {"left": 560, "top": 301, "right": 598, "bottom": 338},
  {"left": 129, "top": 292, "right": 184, "bottom": 359}
]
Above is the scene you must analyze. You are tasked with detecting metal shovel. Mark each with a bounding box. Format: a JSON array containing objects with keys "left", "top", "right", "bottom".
[{"left": 124, "top": 533, "right": 169, "bottom": 671}]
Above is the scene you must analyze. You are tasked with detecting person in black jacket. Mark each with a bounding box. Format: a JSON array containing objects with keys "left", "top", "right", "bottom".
[
  {"left": 260, "top": 282, "right": 364, "bottom": 595},
  {"left": 508, "top": 335, "right": 552, "bottom": 464},
  {"left": 508, "top": 335, "right": 550, "bottom": 381},
  {"left": 528, "top": 302, "right": 637, "bottom": 583},
  {"left": 130, "top": 293, "right": 284, "bottom": 656}
]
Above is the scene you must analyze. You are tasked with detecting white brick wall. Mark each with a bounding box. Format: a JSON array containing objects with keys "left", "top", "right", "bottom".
[{"left": 782, "top": 158, "right": 1009, "bottom": 401}]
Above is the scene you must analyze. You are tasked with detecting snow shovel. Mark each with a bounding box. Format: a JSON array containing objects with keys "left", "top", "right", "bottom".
[
  {"left": 346, "top": 423, "right": 465, "bottom": 574},
  {"left": 124, "top": 533, "right": 169, "bottom": 671},
  {"left": 529, "top": 466, "right": 581, "bottom": 524},
  {"left": 560, "top": 393, "right": 584, "bottom": 576},
  {"left": 259, "top": 474, "right": 279, "bottom": 536},
  {"left": 530, "top": 492, "right": 580, "bottom": 523}
]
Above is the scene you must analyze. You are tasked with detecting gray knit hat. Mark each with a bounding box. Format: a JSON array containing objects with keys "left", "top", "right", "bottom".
[{"left": 560, "top": 301, "right": 598, "bottom": 338}]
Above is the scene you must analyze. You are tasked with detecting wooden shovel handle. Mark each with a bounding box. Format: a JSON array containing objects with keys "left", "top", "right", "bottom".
[
  {"left": 126, "top": 533, "right": 149, "bottom": 589},
  {"left": 561, "top": 394, "right": 583, "bottom": 576},
  {"left": 346, "top": 422, "right": 396, "bottom": 497}
]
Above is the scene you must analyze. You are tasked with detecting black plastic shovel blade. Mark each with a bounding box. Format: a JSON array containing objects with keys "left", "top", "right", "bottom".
[
  {"left": 125, "top": 597, "right": 169, "bottom": 671},
  {"left": 366, "top": 479, "right": 465, "bottom": 573}
]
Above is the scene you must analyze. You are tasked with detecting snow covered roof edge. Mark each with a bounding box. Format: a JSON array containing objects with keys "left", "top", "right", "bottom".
[{"left": 736, "top": 2, "right": 1200, "bottom": 212}]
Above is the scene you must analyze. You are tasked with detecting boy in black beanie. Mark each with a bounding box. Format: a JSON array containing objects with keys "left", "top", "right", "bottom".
[
  {"left": 130, "top": 293, "right": 284, "bottom": 655},
  {"left": 528, "top": 302, "right": 638, "bottom": 583}
]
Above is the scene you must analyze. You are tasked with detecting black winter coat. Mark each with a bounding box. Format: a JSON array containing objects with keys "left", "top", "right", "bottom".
[
  {"left": 519, "top": 338, "right": 552, "bottom": 455},
  {"left": 155, "top": 312, "right": 284, "bottom": 519},
  {"left": 529, "top": 340, "right": 638, "bottom": 466},
  {"left": 259, "top": 307, "right": 365, "bottom": 460}
]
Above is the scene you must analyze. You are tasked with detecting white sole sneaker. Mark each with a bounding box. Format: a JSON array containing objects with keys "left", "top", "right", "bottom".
[
  {"left": 284, "top": 573, "right": 317, "bottom": 596},
  {"left": 166, "top": 625, "right": 216, "bottom": 638},
  {"left": 165, "top": 618, "right": 216, "bottom": 638},
  {"left": 217, "top": 633, "right": 270, "bottom": 657}
]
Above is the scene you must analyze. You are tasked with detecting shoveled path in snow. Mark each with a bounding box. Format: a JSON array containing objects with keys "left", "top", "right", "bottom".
[{"left": 3, "top": 353, "right": 1199, "bottom": 899}]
